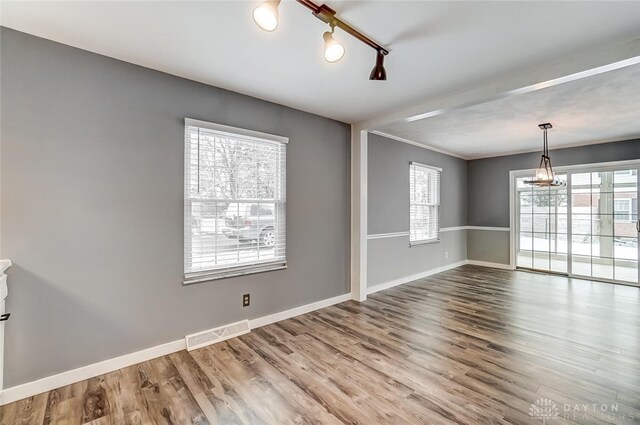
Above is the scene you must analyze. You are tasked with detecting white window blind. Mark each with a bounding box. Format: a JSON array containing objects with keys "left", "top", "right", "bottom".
[
  {"left": 409, "top": 162, "right": 441, "bottom": 245},
  {"left": 184, "top": 119, "right": 287, "bottom": 283}
]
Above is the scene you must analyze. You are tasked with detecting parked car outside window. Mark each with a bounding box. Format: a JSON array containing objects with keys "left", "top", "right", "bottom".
[{"left": 222, "top": 203, "right": 276, "bottom": 247}]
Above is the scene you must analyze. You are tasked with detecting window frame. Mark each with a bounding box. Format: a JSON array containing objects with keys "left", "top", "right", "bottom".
[
  {"left": 409, "top": 161, "right": 442, "bottom": 247},
  {"left": 183, "top": 118, "right": 288, "bottom": 284}
]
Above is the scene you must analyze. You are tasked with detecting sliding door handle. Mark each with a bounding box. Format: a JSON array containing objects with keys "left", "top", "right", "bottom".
[
  {"left": 0, "top": 313, "right": 9, "bottom": 322},
  {"left": 636, "top": 218, "right": 640, "bottom": 233}
]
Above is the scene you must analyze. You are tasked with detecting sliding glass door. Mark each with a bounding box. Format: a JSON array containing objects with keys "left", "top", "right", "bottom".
[
  {"left": 515, "top": 163, "right": 639, "bottom": 286},
  {"left": 570, "top": 169, "right": 638, "bottom": 283},
  {"left": 516, "top": 173, "right": 568, "bottom": 273}
]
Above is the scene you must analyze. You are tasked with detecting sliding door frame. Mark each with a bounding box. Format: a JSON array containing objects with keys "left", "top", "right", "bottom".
[{"left": 510, "top": 158, "right": 640, "bottom": 286}]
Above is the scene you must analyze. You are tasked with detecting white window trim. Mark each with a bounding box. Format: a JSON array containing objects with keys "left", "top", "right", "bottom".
[
  {"left": 409, "top": 161, "right": 441, "bottom": 247},
  {"left": 184, "top": 118, "right": 289, "bottom": 145},
  {"left": 183, "top": 118, "right": 288, "bottom": 284}
]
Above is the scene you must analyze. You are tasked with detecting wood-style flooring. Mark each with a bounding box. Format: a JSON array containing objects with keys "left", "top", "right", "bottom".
[{"left": 1, "top": 265, "right": 639, "bottom": 424}]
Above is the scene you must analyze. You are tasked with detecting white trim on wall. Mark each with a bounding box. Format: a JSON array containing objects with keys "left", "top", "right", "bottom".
[
  {"left": 440, "top": 226, "right": 467, "bottom": 232},
  {"left": 0, "top": 292, "right": 351, "bottom": 406},
  {"left": 466, "top": 226, "right": 511, "bottom": 232},
  {"left": 367, "top": 231, "right": 410, "bottom": 240},
  {"left": 366, "top": 226, "right": 505, "bottom": 239},
  {"left": 369, "top": 130, "right": 468, "bottom": 160},
  {"left": 248, "top": 293, "right": 351, "bottom": 329},
  {"left": 466, "top": 260, "right": 515, "bottom": 270},
  {"left": 367, "top": 260, "right": 467, "bottom": 295}
]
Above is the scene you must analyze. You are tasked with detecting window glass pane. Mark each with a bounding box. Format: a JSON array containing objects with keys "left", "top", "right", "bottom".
[
  {"left": 550, "top": 254, "right": 567, "bottom": 273},
  {"left": 550, "top": 233, "right": 568, "bottom": 254},
  {"left": 519, "top": 194, "right": 533, "bottom": 213},
  {"left": 615, "top": 260, "right": 638, "bottom": 283},
  {"left": 614, "top": 238, "right": 638, "bottom": 261},
  {"left": 571, "top": 255, "right": 591, "bottom": 276},
  {"left": 519, "top": 214, "right": 533, "bottom": 232},
  {"left": 532, "top": 233, "right": 550, "bottom": 253},
  {"left": 572, "top": 235, "right": 591, "bottom": 256},
  {"left": 533, "top": 215, "right": 552, "bottom": 233},
  {"left": 533, "top": 252, "right": 550, "bottom": 270},
  {"left": 591, "top": 171, "right": 613, "bottom": 191},
  {"left": 184, "top": 124, "right": 286, "bottom": 277},
  {"left": 410, "top": 164, "right": 440, "bottom": 243},
  {"left": 614, "top": 214, "right": 637, "bottom": 236},
  {"left": 592, "top": 192, "right": 614, "bottom": 214},
  {"left": 520, "top": 232, "right": 533, "bottom": 251},
  {"left": 517, "top": 250, "right": 533, "bottom": 269},
  {"left": 571, "top": 173, "right": 591, "bottom": 187},
  {"left": 613, "top": 169, "right": 637, "bottom": 185},
  {"left": 571, "top": 215, "right": 591, "bottom": 236},
  {"left": 592, "top": 257, "right": 614, "bottom": 280},
  {"left": 592, "top": 215, "right": 614, "bottom": 237},
  {"left": 571, "top": 192, "right": 592, "bottom": 214},
  {"left": 592, "top": 236, "right": 614, "bottom": 258}
]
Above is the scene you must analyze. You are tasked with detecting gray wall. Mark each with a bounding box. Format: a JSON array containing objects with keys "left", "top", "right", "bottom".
[
  {"left": 468, "top": 139, "right": 640, "bottom": 227},
  {"left": 368, "top": 133, "right": 467, "bottom": 234},
  {"left": 0, "top": 28, "right": 351, "bottom": 387},
  {"left": 467, "top": 229, "right": 510, "bottom": 265},
  {"left": 367, "top": 133, "right": 467, "bottom": 288}
]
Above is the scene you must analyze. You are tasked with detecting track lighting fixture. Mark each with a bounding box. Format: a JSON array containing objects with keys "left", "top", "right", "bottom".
[
  {"left": 253, "top": 0, "right": 280, "bottom": 32},
  {"left": 369, "top": 50, "right": 387, "bottom": 80},
  {"left": 323, "top": 25, "right": 345, "bottom": 63},
  {"left": 252, "top": 0, "right": 390, "bottom": 80}
]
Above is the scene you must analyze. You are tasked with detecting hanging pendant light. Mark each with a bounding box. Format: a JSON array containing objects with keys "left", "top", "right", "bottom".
[{"left": 524, "top": 123, "right": 565, "bottom": 187}]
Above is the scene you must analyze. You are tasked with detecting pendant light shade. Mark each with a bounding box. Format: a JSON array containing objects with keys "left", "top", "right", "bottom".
[
  {"left": 323, "top": 30, "right": 345, "bottom": 63},
  {"left": 253, "top": 0, "right": 280, "bottom": 32},
  {"left": 524, "top": 123, "right": 565, "bottom": 187}
]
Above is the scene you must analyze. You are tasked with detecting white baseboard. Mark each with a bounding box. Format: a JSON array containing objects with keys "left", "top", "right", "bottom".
[
  {"left": 0, "top": 292, "right": 351, "bottom": 406},
  {"left": 367, "top": 260, "right": 467, "bottom": 295},
  {"left": 466, "top": 260, "right": 515, "bottom": 270},
  {"left": 248, "top": 293, "right": 351, "bottom": 329}
]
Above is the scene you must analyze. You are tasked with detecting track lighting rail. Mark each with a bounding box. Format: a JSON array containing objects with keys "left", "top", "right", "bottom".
[
  {"left": 253, "top": 0, "right": 390, "bottom": 79},
  {"left": 296, "top": 0, "right": 390, "bottom": 56}
]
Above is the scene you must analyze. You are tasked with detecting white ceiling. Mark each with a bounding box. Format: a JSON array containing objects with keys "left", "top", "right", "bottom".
[
  {"left": 375, "top": 63, "right": 640, "bottom": 159},
  {"left": 2, "top": 1, "right": 639, "bottom": 125}
]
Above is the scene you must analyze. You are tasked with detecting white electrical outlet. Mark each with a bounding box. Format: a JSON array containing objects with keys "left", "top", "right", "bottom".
[{"left": 445, "top": 251, "right": 449, "bottom": 259}]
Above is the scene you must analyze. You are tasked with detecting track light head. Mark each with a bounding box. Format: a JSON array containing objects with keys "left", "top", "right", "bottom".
[
  {"left": 369, "top": 50, "right": 387, "bottom": 80},
  {"left": 253, "top": 0, "right": 280, "bottom": 32},
  {"left": 323, "top": 30, "right": 345, "bottom": 63}
]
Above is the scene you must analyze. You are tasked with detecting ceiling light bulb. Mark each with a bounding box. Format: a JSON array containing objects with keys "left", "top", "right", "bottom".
[
  {"left": 369, "top": 50, "right": 387, "bottom": 80},
  {"left": 253, "top": 0, "right": 280, "bottom": 32},
  {"left": 323, "top": 31, "right": 345, "bottom": 63}
]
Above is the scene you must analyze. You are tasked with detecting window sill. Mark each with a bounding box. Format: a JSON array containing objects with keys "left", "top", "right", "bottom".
[
  {"left": 183, "top": 262, "right": 287, "bottom": 285},
  {"left": 409, "top": 239, "right": 440, "bottom": 247}
]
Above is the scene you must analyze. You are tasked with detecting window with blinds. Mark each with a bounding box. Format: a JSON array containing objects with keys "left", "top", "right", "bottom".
[
  {"left": 184, "top": 118, "right": 287, "bottom": 283},
  {"left": 409, "top": 162, "right": 441, "bottom": 245}
]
